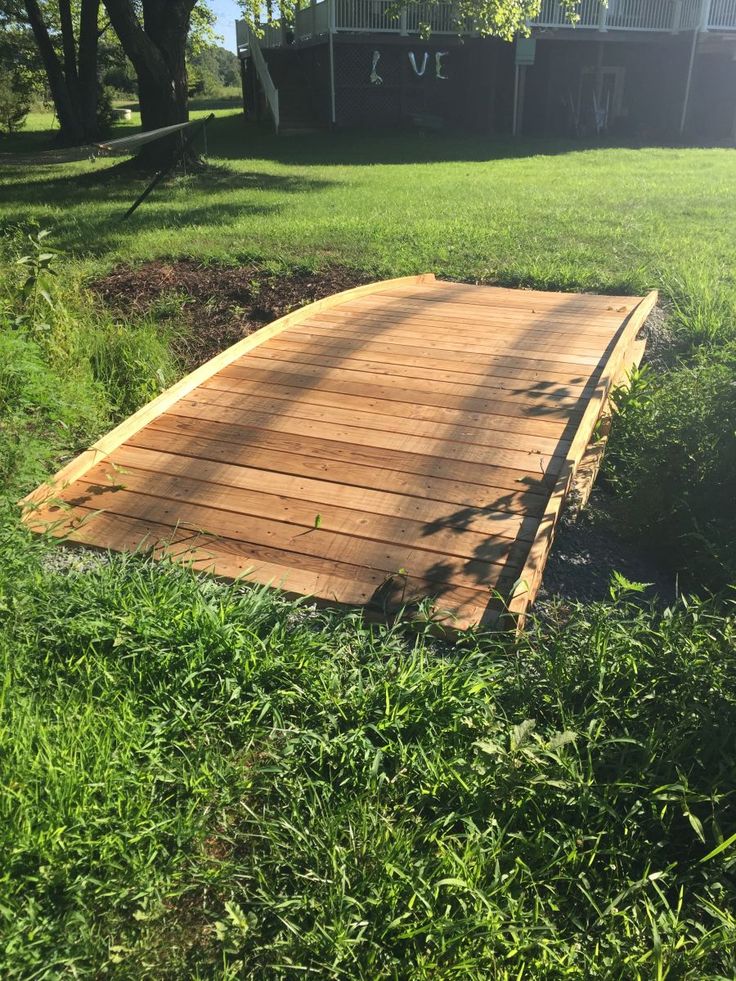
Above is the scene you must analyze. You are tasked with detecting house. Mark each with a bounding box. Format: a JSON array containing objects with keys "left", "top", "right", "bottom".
[{"left": 235, "top": 0, "right": 736, "bottom": 140}]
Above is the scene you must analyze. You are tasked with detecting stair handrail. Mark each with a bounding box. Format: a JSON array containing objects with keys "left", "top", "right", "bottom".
[{"left": 247, "top": 26, "right": 280, "bottom": 133}]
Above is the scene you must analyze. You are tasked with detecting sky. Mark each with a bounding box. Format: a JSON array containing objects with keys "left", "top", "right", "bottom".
[{"left": 211, "top": 0, "right": 242, "bottom": 51}]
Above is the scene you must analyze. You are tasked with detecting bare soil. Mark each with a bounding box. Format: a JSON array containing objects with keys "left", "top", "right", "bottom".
[{"left": 90, "top": 260, "right": 369, "bottom": 368}]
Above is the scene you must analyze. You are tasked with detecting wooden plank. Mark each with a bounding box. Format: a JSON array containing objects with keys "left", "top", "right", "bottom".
[
  {"left": 201, "top": 374, "right": 573, "bottom": 441},
  {"left": 142, "top": 415, "right": 555, "bottom": 499},
  {"left": 344, "top": 296, "right": 624, "bottom": 334},
  {"left": 45, "top": 483, "right": 521, "bottom": 592},
  {"left": 349, "top": 285, "right": 632, "bottom": 316},
  {"left": 224, "top": 358, "right": 588, "bottom": 416},
  {"left": 69, "top": 460, "right": 534, "bottom": 565},
  {"left": 266, "top": 336, "right": 599, "bottom": 381},
  {"left": 316, "top": 305, "right": 620, "bottom": 345},
  {"left": 110, "top": 444, "right": 541, "bottom": 541},
  {"left": 289, "top": 322, "right": 604, "bottom": 367},
  {"left": 180, "top": 388, "right": 570, "bottom": 458},
  {"left": 326, "top": 292, "right": 623, "bottom": 326},
  {"left": 385, "top": 281, "right": 639, "bottom": 315},
  {"left": 506, "top": 290, "right": 658, "bottom": 624},
  {"left": 407, "top": 282, "right": 640, "bottom": 311},
  {"left": 20, "top": 273, "right": 436, "bottom": 509},
  {"left": 265, "top": 336, "right": 596, "bottom": 382},
  {"left": 128, "top": 427, "right": 551, "bottom": 517},
  {"left": 30, "top": 506, "right": 497, "bottom": 627},
  {"left": 168, "top": 398, "right": 565, "bottom": 476},
  {"left": 569, "top": 337, "right": 648, "bottom": 513},
  {"left": 210, "top": 364, "right": 595, "bottom": 418},
  {"left": 265, "top": 335, "right": 594, "bottom": 388}
]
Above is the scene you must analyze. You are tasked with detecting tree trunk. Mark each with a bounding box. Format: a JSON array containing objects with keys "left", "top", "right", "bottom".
[
  {"left": 77, "top": 0, "right": 101, "bottom": 138},
  {"left": 103, "top": 0, "right": 197, "bottom": 169},
  {"left": 23, "top": 0, "right": 103, "bottom": 146},
  {"left": 58, "top": 0, "right": 80, "bottom": 98},
  {"left": 24, "top": 0, "right": 84, "bottom": 145}
]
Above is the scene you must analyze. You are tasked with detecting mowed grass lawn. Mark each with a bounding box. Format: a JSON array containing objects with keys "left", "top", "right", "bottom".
[
  {"left": 0, "top": 113, "right": 735, "bottom": 978},
  {"left": 2, "top": 109, "right": 736, "bottom": 295}
]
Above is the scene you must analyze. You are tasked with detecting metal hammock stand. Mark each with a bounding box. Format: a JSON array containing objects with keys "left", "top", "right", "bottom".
[{"left": 114, "top": 113, "right": 215, "bottom": 221}]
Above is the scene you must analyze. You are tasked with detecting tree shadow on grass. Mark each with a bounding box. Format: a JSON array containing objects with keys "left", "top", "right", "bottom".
[
  {"left": 209, "top": 115, "right": 689, "bottom": 167},
  {"left": 0, "top": 161, "right": 337, "bottom": 256}
]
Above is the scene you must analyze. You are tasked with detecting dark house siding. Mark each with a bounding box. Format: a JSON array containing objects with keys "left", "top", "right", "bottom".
[{"left": 245, "top": 31, "right": 736, "bottom": 142}]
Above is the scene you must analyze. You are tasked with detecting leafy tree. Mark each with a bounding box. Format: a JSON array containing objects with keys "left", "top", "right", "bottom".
[
  {"left": 28, "top": 0, "right": 100, "bottom": 143},
  {"left": 188, "top": 42, "right": 239, "bottom": 96},
  {"left": 0, "top": 65, "right": 32, "bottom": 133},
  {"left": 0, "top": 0, "right": 103, "bottom": 144}
]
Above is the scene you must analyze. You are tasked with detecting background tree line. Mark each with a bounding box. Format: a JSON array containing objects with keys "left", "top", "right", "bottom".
[
  {"left": 0, "top": 0, "right": 239, "bottom": 145},
  {"left": 0, "top": 0, "right": 238, "bottom": 155}
]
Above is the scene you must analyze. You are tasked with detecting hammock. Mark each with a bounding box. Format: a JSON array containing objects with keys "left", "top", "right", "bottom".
[
  {"left": 95, "top": 120, "right": 194, "bottom": 155},
  {"left": 0, "top": 119, "right": 199, "bottom": 167}
]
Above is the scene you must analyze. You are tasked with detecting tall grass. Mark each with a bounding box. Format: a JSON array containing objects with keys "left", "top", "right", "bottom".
[
  {"left": 0, "top": 229, "right": 177, "bottom": 495},
  {"left": 0, "top": 537, "right": 734, "bottom": 977},
  {"left": 605, "top": 336, "right": 736, "bottom": 591}
]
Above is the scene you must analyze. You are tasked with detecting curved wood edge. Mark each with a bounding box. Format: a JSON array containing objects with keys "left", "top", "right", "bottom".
[
  {"left": 501, "top": 289, "right": 659, "bottom": 629},
  {"left": 20, "top": 273, "right": 436, "bottom": 513}
]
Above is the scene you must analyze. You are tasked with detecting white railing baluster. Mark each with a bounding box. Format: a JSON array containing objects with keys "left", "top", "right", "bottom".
[{"left": 252, "top": 0, "right": 736, "bottom": 41}]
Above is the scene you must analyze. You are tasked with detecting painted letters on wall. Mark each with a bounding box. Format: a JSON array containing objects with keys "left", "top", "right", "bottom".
[{"left": 368, "top": 49, "right": 449, "bottom": 84}]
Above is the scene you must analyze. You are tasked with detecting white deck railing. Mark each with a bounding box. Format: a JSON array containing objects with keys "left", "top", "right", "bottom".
[
  {"left": 533, "top": 0, "right": 678, "bottom": 30},
  {"left": 404, "top": 2, "right": 459, "bottom": 32},
  {"left": 533, "top": 0, "right": 736, "bottom": 28},
  {"left": 534, "top": 0, "right": 601, "bottom": 26},
  {"left": 336, "top": 0, "right": 400, "bottom": 32},
  {"left": 335, "top": 0, "right": 458, "bottom": 33},
  {"left": 707, "top": 0, "right": 736, "bottom": 26},
  {"left": 241, "top": 0, "right": 736, "bottom": 48},
  {"left": 295, "top": 1, "right": 331, "bottom": 36},
  {"left": 679, "top": 0, "right": 704, "bottom": 27}
]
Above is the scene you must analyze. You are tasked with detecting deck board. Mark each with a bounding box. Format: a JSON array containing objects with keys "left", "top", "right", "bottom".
[{"left": 22, "top": 274, "right": 655, "bottom": 630}]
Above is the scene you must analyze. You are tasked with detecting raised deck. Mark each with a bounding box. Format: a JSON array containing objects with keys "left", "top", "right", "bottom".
[{"left": 22, "top": 275, "right": 656, "bottom": 630}]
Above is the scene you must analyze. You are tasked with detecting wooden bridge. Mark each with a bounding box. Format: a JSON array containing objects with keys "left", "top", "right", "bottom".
[{"left": 22, "top": 275, "right": 656, "bottom": 630}]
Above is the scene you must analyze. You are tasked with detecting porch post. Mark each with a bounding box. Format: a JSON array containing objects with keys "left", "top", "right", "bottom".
[
  {"left": 513, "top": 64, "right": 527, "bottom": 135},
  {"left": 672, "top": 0, "right": 682, "bottom": 33},
  {"left": 328, "top": 0, "right": 337, "bottom": 126},
  {"left": 679, "top": 24, "right": 700, "bottom": 134},
  {"left": 598, "top": 0, "right": 608, "bottom": 31}
]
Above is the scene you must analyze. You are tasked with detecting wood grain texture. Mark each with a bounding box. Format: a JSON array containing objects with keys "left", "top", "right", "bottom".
[{"left": 22, "top": 276, "right": 652, "bottom": 631}]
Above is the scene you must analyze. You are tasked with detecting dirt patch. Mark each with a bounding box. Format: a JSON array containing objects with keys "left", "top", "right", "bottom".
[
  {"left": 535, "top": 486, "right": 677, "bottom": 613},
  {"left": 90, "top": 260, "right": 371, "bottom": 368}
]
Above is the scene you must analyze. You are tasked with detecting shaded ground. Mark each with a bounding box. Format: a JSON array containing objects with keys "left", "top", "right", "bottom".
[
  {"left": 90, "top": 260, "right": 370, "bottom": 367},
  {"left": 536, "top": 486, "right": 677, "bottom": 611}
]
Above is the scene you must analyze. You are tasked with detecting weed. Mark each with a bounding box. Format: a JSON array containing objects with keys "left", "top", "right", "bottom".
[{"left": 605, "top": 345, "right": 736, "bottom": 589}]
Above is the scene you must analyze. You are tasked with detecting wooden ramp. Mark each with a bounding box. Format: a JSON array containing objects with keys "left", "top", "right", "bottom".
[{"left": 22, "top": 275, "right": 656, "bottom": 630}]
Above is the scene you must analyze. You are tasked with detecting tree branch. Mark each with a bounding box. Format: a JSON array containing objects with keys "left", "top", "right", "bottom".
[{"left": 102, "top": 0, "right": 168, "bottom": 80}]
